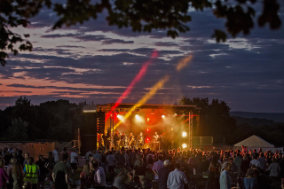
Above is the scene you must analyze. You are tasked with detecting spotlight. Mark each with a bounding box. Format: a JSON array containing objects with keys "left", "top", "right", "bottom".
[
  {"left": 161, "top": 115, "right": 166, "bottom": 119},
  {"left": 117, "top": 114, "right": 125, "bottom": 123},
  {"left": 182, "top": 131, "right": 187, "bottom": 138},
  {"left": 146, "top": 117, "right": 150, "bottom": 122},
  {"left": 134, "top": 114, "right": 144, "bottom": 124},
  {"left": 182, "top": 143, "right": 188, "bottom": 149}
]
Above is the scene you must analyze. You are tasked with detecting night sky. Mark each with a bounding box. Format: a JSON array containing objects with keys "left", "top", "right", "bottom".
[{"left": 0, "top": 2, "right": 284, "bottom": 113}]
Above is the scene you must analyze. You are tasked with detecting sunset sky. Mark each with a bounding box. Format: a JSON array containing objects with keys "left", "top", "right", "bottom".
[{"left": 1, "top": 2, "right": 284, "bottom": 113}]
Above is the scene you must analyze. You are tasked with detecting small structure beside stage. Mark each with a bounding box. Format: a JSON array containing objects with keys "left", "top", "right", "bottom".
[{"left": 234, "top": 135, "right": 282, "bottom": 152}]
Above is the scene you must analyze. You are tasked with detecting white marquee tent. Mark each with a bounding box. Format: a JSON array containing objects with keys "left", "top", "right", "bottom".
[{"left": 234, "top": 135, "right": 275, "bottom": 148}]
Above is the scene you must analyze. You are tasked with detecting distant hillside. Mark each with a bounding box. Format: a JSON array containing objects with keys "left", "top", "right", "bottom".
[{"left": 230, "top": 111, "right": 284, "bottom": 123}]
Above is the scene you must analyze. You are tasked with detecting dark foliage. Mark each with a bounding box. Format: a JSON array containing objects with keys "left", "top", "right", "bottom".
[
  {"left": 231, "top": 116, "right": 284, "bottom": 146},
  {"left": 180, "top": 97, "right": 236, "bottom": 144},
  {"left": 179, "top": 96, "right": 284, "bottom": 146},
  {"left": 0, "top": 97, "right": 83, "bottom": 141}
]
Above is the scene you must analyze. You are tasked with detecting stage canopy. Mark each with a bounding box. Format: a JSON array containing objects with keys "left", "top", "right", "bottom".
[{"left": 234, "top": 135, "right": 275, "bottom": 148}]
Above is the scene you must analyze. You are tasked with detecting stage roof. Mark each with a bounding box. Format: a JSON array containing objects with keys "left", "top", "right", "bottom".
[{"left": 96, "top": 103, "right": 200, "bottom": 111}]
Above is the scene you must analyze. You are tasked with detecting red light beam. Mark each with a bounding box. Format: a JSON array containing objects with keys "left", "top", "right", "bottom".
[{"left": 106, "top": 50, "right": 158, "bottom": 120}]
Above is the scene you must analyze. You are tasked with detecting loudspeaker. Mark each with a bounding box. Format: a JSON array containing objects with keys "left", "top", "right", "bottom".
[{"left": 81, "top": 113, "right": 97, "bottom": 154}]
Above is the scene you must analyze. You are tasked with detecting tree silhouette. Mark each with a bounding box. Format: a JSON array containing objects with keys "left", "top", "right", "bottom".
[
  {"left": 0, "top": 0, "right": 282, "bottom": 65},
  {"left": 180, "top": 97, "right": 236, "bottom": 144}
]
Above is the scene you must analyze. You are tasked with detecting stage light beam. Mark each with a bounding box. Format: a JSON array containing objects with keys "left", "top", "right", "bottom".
[
  {"left": 113, "top": 75, "right": 170, "bottom": 130},
  {"left": 182, "top": 143, "right": 188, "bottom": 149},
  {"left": 106, "top": 50, "right": 158, "bottom": 120},
  {"left": 176, "top": 55, "right": 193, "bottom": 72}
]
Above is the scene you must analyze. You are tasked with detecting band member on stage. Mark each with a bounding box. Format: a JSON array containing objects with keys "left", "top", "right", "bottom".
[
  {"left": 153, "top": 131, "right": 160, "bottom": 151},
  {"left": 153, "top": 131, "right": 160, "bottom": 143},
  {"left": 124, "top": 134, "right": 129, "bottom": 148},
  {"left": 138, "top": 132, "right": 144, "bottom": 148},
  {"left": 129, "top": 132, "right": 135, "bottom": 148},
  {"left": 102, "top": 130, "right": 111, "bottom": 150},
  {"left": 120, "top": 132, "right": 126, "bottom": 146},
  {"left": 113, "top": 130, "right": 120, "bottom": 149}
]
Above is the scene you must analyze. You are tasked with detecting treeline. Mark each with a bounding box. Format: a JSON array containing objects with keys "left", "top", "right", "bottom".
[
  {"left": 180, "top": 97, "right": 236, "bottom": 144},
  {"left": 0, "top": 97, "right": 283, "bottom": 146},
  {"left": 180, "top": 97, "right": 284, "bottom": 146},
  {"left": 0, "top": 97, "right": 83, "bottom": 141}
]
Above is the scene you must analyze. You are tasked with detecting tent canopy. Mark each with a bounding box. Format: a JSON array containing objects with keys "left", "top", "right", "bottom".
[{"left": 234, "top": 135, "right": 274, "bottom": 148}]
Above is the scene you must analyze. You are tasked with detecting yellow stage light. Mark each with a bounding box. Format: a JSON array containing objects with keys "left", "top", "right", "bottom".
[
  {"left": 182, "top": 143, "right": 188, "bottom": 149},
  {"left": 182, "top": 131, "right": 187, "bottom": 138},
  {"left": 135, "top": 114, "right": 144, "bottom": 124}
]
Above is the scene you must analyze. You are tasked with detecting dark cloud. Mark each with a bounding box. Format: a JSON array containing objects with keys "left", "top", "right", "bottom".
[
  {"left": 56, "top": 45, "right": 86, "bottom": 48},
  {"left": 102, "top": 39, "right": 134, "bottom": 45},
  {"left": 41, "top": 33, "right": 77, "bottom": 38}
]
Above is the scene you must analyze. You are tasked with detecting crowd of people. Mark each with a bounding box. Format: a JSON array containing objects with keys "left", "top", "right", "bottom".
[{"left": 0, "top": 146, "right": 283, "bottom": 189}]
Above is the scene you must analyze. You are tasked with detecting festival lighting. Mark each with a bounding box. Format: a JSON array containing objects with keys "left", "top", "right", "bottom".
[
  {"left": 146, "top": 128, "right": 151, "bottom": 133},
  {"left": 182, "top": 143, "right": 188, "bottom": 149},
  {"left": 117, "top": 114, "right": 125, "bottom": 123},
  {"left": 112, "top": 54, "right": 193, "bottom": 131},
  {"left": 146, "top": 137, "right": 150, "bottom": 143},
  {"left": 113, "top": 75, "right": 170, "bottom": 130},
  {"left": 161, "top": 115, "right": 166, "bottom": 119},
  {"left": 134, "top": 114, "right": 144, "bottom": 124},
  {"left": 146, "top": 117, "right": 150, "bottom": 122},
  {"left": 106, "top": 50, "right": 158, "bottom": 120},
  {"left": 182, "top": 131, "right": 187, "bottom": 138},
  {"left": 176, "top": 55, "right": 193, "bottom": 72}
]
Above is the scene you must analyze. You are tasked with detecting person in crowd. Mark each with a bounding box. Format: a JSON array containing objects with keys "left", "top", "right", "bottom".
[
  {"left": 112, "top": 167, "right": 130, "bottom": 189},
  {"left": 207, "top": 154, "right": 220, "bottom": 189},
  {"left": 267, "top": 157, "right": 281, "bottom": 178},
  {"left": 152, "top": 154, "right": 164, "bottom": 180},
  {"left": 250, "top": 154, "right": 261, "bottom": 169},
  {"left": 80, "top": 163, "right": 95, "bottom": 189},
  {"left": 158, "top": 159, "right": 171, "bottom": 189},
  {"left": 0, "top": 158, "right": 9, "bottom": 189},
  {"left": 241, "top": 153, "right": 251, "bottom": 177},
  {"left": 52, "top": 153, "right": 69, "bottom": 189},
  {"left": 23, "top": 157, "right": 40, "bottom": 189},
  {"left": 258, "top": 153, "right": 266, "bottom": 171},
  {"left": 36, "top": 155, "right": 47, "bottom": 189},
  {"left": 23, "top": 153, "right": 29, "bottom": 167},
  {"left": 243, "top": 164, "right": 258, "bottom": 189},
  {"left": 167, "top": 163, "right": 188, "bottom": 189},
  {"left": 220, "top": 162, "right": 232, "bottom": 189},
  {"left": 93, "top": 160, "right": 106, "bottom": 188},
  {"left": 10, "top": 158, "right": 23, "bottom": 189},
  {"left": 52, "top": 148, "right": 59, "bottom": 163},
  {"left": 70, "top": 148, "right": 78, "bottom": 171}
]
